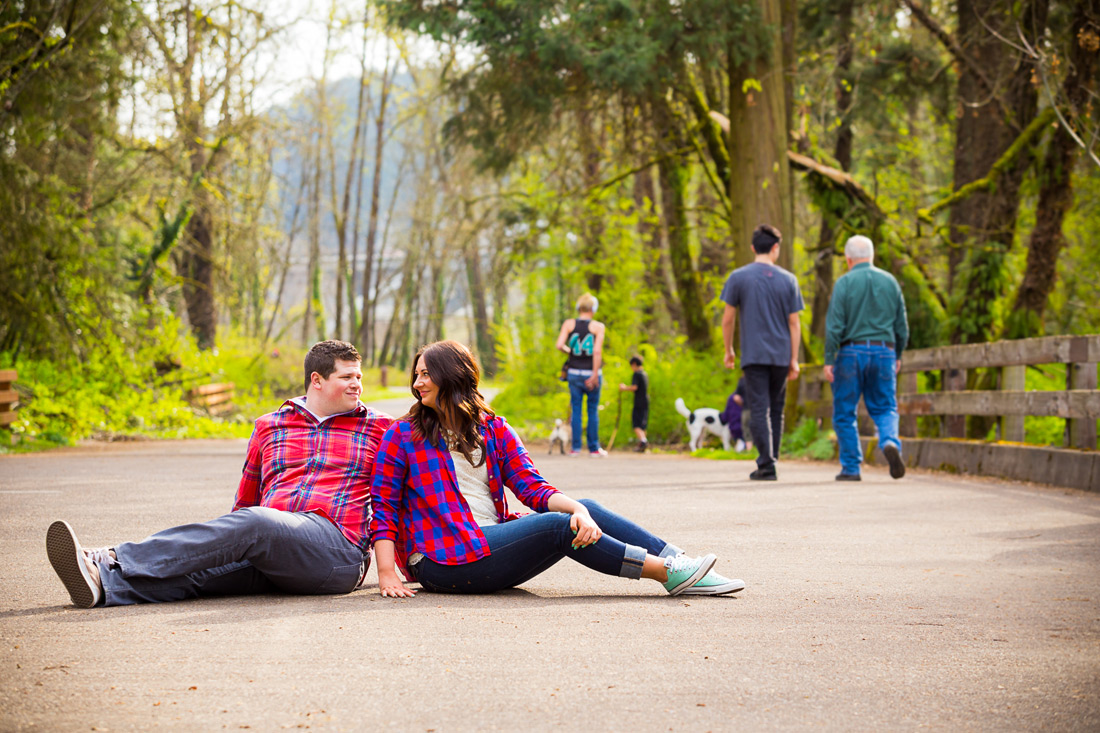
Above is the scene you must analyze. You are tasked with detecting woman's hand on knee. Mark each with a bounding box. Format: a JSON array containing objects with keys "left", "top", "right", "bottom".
[
  {"left": 569, "top": 509, "right": 602, "bottom": 549},
  {"left": 378, "top": 568, "right": 416, "bottom": 598}
]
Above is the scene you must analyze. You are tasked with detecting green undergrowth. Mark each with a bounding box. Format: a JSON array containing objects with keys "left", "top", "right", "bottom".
[
  {"left": 491, "top": 340, "right": 743, "bottom": 449},
  {"left": 686, "top": 419, "right": 836, "bottom": 461},
  {"left": 0, "top": 319, "right": 313, "bottom": 452},
  {"left": 690, "top": 446, "right": 758, "bottom": 461}
]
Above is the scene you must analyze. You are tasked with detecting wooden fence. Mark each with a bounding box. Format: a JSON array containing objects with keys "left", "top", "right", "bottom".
[
  {"left": 0, "top": 370, "right": 17, "bottom": 427},
  {"left": 797, "top": 335, "right": 1100, "bottom": 491},
  {"left": 187, "top": 382, "right": 236, "bottom": 417}
]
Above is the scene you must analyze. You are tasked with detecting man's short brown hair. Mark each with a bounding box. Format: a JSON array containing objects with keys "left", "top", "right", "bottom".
[{"left": 304, "top": 340, "right": 361, "bottom": 391}]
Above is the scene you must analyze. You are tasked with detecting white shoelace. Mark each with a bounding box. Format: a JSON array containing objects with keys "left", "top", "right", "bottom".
[
  {"left": 85, "top": 547, "right": 117, "bottom": 567},
  {"left": 664, "top": 554, "right": 697, "bottom": 573}
]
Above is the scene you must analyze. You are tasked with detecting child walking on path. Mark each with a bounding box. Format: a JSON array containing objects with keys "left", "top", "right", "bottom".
[{"left": 619, "top": 355, "right": 649, "bottom": 452}]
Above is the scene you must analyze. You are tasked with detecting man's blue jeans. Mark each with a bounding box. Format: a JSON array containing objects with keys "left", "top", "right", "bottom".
[
  {"left": 412, "top": 499, "right": 682, "bottom": 593},
  {"left": 567, "top": 371, "right": 602, "bottom": 452},
  {"left": 832, "top": 344, "right": 901, "bottom": 475},
  {"left": 98, "top": 507, "right": 367, "bottom": 606}
]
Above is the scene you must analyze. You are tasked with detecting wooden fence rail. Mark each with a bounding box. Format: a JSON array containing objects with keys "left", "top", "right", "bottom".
[
  {"left": 187, "top": 382, "right": 236, "bottom": 417},
  {"left": 796, "top": 335, "right": 1100, "bottom": 491},
  {"left": 0, "top": 369, "right": 17, "bottom": 427}
]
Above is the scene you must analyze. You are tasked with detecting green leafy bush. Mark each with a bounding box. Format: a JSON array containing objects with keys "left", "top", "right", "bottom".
[
  {"left": 492, "top": 338, "right": 745, "bottom": 450},
  {"left": 781, "top": 418, "right": 837, "bottom": 460},
  {"left": 0, "top": 316, "right": 306, "bottom": 451}
]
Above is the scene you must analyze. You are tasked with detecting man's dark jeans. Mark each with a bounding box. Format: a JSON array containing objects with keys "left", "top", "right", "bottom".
[{"left": 742, "top": 364, "right": 789, "bottom": 471}]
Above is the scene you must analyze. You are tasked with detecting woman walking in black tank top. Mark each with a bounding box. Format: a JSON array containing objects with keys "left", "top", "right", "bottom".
[{"left": 555, "top": 293, "right": 607, "bottom": 455}]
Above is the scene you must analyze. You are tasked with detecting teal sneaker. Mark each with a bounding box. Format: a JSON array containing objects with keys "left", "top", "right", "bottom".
[
  {"left": 681, "top": 569, "right": 745, "bottom": 596},
  {"left": 662, "top": 553, "right": 716, "bottom": 596}
]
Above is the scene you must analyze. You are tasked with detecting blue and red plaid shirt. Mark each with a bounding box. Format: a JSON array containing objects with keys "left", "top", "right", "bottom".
[
  {"left": 234, "top": 400, "right": 393, "bottom": 552},
  {"left": 370, "top": 415, "right": 560, "bottom": 571}
]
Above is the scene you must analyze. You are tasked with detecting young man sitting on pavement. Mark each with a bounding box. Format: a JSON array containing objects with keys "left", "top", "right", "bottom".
[{"left": 46, "top": 340, "right": 394, "bottom": 608}]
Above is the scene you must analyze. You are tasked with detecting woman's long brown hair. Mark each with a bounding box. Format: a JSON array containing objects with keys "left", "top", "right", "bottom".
[{"left": 406, "top": 340, "right": 495, "bottom": 467}]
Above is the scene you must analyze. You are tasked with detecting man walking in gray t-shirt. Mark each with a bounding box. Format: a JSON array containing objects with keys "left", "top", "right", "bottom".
[{"left": 720, "top": 224, "right": 805, "bottom": 480}]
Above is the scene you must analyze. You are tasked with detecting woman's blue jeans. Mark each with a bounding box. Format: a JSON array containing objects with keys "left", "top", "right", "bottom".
[
  {"left": 832, "top": 344, "right": 901, "bottom": 475},
  {"left": 412, "top": 499, "right": 682, "bottom": 593},
  {"left": 567, "top": 371, "right": 602, "bottom": 452}
]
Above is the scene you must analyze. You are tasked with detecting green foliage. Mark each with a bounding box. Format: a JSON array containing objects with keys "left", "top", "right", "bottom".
[
  {"left": 0, "top": 316, "right": 309, "bottom": 451},
  {"left": 781, "top": 418, "right": 837, "bottom": 461},
  {"left": 493, "top": 333, "right": 743, "bottom": 450},
  {"left": 690, "top": 446, "right": 758, "bottom": 461},
  {"left": 382, "top": 0, "right": 766, "bottom": 173}
]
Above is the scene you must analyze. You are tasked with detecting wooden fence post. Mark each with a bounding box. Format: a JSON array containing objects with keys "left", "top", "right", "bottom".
[
  {"left": 1068, "top": 361, "right": 1098, "bottom": 450},
  {"left": 899, "top": 371, "right": 917, "bottom": 438},
  {"left": 1001, "top": 365, "right": 1025, "bottom": 442},
  {"left": 943, "top": 367, "right": 967, "bottom": 438}
]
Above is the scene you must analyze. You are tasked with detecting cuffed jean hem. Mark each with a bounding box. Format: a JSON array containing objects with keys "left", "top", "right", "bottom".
[
  {"left": 619, "top": 544, "right": 647, "bottom": 579},
  {"left": 658, "top": 543, "right": 682, "bottom": 559}
]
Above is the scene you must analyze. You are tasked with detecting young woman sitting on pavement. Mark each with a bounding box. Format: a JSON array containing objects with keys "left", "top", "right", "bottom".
[{"left": 369, "top": 339, "right": 745, "bottom": 598}]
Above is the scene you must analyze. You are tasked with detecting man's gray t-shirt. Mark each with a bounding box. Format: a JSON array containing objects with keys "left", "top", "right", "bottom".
[{"left": 720, "top": 262, "right": 805, "bottom": 367}]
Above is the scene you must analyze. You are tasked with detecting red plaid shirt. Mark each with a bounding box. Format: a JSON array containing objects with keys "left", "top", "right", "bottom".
[
  {"left": 234, "top": 400, "right": 393, "bottom": 552},
  {"left": 370, "top": 415, "right": 559, "bottom": 571}
]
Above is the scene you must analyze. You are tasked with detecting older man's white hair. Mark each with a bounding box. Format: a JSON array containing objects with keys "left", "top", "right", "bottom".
[{"left": 845, "top": 235, "right": 874, "bottom": 261}]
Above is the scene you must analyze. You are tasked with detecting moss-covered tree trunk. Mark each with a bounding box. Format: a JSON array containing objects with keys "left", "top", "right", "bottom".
[
  {"left": 1007, "top": 0, "right": 1099, "bottom": 339},
  {"left": 946, "top": 0, "right": 1048, "bottom": 345},
  {"left": 810, "top": 0, "right": 855, "bottom": 344},
  {"left": 727, "top": 0, "right": 793, "bottom": 270},
  {"left": 653, "top": 97, "right": 711, "bottom": 350}
]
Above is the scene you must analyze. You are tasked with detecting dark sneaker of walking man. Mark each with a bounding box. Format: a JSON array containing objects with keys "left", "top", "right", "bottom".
[
  {"left": 822, "top": 235, "right": 910, "bottom": 482},
  {"left": 47, "top": 340, "right": 393, "bottom": 608}
]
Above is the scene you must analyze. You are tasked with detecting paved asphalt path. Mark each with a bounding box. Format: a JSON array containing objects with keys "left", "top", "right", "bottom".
[{"left": 1, "top": 411, "right": 1098, "bottom": 730}]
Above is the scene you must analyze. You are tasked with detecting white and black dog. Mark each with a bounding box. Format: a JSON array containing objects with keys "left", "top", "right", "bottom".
[
  {"left": 675, "top": 397, "right": 733, "bottom": 452},
  {"left": 548, "top": 418, "right": 572, "bottom": 454}
]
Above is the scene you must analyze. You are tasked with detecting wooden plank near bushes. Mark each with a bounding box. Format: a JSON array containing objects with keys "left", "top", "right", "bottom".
[
  {"left": 0, "top": 369, "right": 17, "bottom": 427},
  {"left": 187, "top": 382, "right": 235, "bottom": 416},
  {"left": 900, "top": 335, "right": 1100, "bottom": 373},
  {"left": 900, "top": 390, "right": 1100, "bottom": 419}
]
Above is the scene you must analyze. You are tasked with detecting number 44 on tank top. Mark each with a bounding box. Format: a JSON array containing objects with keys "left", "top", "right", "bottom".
[{"left": 568, "top": 333, "right": 594, "bottom": 356}]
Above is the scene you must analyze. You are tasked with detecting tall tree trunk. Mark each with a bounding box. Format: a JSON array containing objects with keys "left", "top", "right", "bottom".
[
  {"left": 303, "top": 130, "right": 323, "bottom": 345},
  {"left": 463, "top": 231, "right": 496, "bottom": 374},
  {"left": 634, "top": 160, "right": 682, "bottom": 328},
  {"left": 181, "top": 116, "right": 217, "bottom": 350},
  {"left": 656, "top": 154, "right": 711, "bottom": 350},
  {"left": 810, "top": 0, "right": 855, "bottom": 344},
  {"left": 577, "top": 104, "right": 606, "bottom": 293},
  {"left": 1007, "top": 0, "right": 1099, "bottom": 338},
  {"left": 727, "top": 0, "right": 793, "bottom": 270},
  {"left": 946, "top": 0, "right": 1049, "bottom": 345},
  {"left": 357, "top": 53, "right": 395, "bottom": 356},
  {"left": 330, "top": 59, "right": 369, "bottom": 340}
]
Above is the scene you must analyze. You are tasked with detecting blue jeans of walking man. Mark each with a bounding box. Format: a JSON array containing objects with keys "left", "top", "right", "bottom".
[
  {"left": 832, "top": 343, "right": 901, "bottom": 475},
  {"left": 567, "top": 370, "right": 602, "bottom": 453}
]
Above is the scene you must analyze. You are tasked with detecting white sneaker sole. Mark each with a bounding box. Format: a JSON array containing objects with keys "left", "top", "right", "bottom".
[
  {"left": 666, "top": 553, "right": 717, "bottom": 596},
  {"left": 46, "top": 521, "right": 101, "bottom": 608},
  {"left": 681, "top": 578, "right": 746, "bottom": 595}
]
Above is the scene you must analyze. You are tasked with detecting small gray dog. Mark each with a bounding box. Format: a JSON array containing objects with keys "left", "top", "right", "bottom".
[{"left": 548, "top": 418, "right": 571, "bottom": 454}]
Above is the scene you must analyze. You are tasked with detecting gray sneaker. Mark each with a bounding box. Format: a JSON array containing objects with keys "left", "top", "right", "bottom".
[
  {"left": 662, "top": 553, "right": 716, "bottom": 596},
  {"left": 882, "top": 443, "right": 906, "bottom": 479},
  {"left": 46, "top": 521, "right": 103, "bottom": 608}
]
